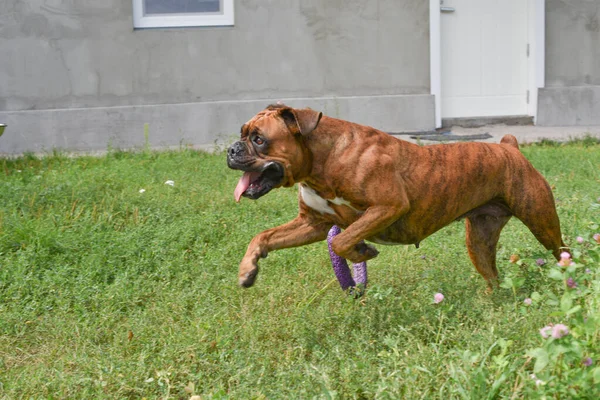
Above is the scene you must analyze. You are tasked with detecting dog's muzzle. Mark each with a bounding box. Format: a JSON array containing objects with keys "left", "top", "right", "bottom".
[
  {"left": 227, "top": 141, "right": 285, "bottom": 201},
  {"left": 227, "top": 141, "right": 250, "bottom": 169}
]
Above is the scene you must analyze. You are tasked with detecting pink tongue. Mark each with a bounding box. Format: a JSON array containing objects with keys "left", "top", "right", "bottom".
[{"left": 234, "top": 171, "right": 261, "bottom": 202}]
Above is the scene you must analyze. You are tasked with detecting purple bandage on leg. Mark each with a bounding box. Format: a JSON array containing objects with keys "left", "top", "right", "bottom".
[
  {"left": 327, "top": 226, "right": 355, "bottom": 290},
  {"left": 352, "top": 261, "right": 367, "bottom": 286}
]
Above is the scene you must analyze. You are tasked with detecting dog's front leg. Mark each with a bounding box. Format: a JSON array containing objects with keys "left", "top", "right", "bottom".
[
  {"left": 239, "top": 215, "right": 330, "bottom": 287},
  {"left": 331, "top": 203, "right": 409, "bottom": 263}
]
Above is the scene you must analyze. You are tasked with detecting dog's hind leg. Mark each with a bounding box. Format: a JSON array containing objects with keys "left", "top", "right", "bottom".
[
  {"left": 507, "top": 179, "right": 567, "bottom": 260},
  {"left": 512, "top": 201, "right": 567, "bottom": 260},
  {"left": 465, "top": 207, "right": 512, "bottom": 290},
  {"left": 518, "top": 214, "right": 566, "bottom": 261}
]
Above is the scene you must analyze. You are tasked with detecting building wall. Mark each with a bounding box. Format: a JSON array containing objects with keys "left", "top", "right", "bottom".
[
  {"left": 538, "top": 0, "right": 600, "bottom": 125},
  {"left": 0, "top": 0, "right": 434, "bottom": 153}
]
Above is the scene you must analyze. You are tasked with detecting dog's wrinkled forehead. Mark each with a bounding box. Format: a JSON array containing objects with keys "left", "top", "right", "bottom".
[
  {"left": 241, "top": 108, "right": 279, "bottom": 138},
  {"left": 240, "top": 105, "right": 287, "bottom": 139}
]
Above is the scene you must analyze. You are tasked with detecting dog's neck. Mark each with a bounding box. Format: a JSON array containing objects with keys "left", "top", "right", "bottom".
[{"left": 299, "top": 116, "right": 347, "bottom": 197}]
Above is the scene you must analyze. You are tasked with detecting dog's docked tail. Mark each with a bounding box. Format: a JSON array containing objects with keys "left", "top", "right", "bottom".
[{"left": 500, "top": 134, "right": 519, "bottom": 150}]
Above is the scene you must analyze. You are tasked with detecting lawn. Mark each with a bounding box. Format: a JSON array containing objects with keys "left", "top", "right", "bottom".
[{"left": 1, "top": 141, "right": 599, "bottom": 399}]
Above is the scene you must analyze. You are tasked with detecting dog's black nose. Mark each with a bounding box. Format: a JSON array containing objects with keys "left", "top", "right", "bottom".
[{"left": 228, "top": 141, "right": 245, "bottom": 158}]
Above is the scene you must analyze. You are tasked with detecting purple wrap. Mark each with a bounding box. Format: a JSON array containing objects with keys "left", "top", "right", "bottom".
[
  {"left": 327, "top": 226, "right": 368, "bottom": 291},
  {"left": 353, "top": 259, "right": 368, "bottom": 286}
]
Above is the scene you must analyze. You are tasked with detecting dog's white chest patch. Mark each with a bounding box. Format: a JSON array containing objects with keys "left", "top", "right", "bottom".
[
  {"left": 300, "top": 185, "right": 335, "bottom": 214},
  {"left": 299, "top": 185, "right": 356, "bottom": 215}
]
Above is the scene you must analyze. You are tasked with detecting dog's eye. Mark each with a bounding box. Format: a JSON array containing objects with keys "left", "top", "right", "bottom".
[{"left": 253, "top": 136, "right": 265, "bottom": 146}]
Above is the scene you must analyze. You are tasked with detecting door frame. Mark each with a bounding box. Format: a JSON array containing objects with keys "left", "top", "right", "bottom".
[{"left": 429, "top": 0, "right": 545, "bottom": 127}]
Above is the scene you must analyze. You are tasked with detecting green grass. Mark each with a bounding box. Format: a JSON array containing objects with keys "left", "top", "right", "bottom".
[{"left": 0, "top": 143, "right": 599, "bottom": 399}]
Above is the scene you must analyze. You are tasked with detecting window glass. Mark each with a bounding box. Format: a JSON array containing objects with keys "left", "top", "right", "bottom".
[
  {"left": 144, "top": 0, "right": 220, "bottom": 15},
  {"left": 132, "top": 0, "right": 233, "bottom": 28}
]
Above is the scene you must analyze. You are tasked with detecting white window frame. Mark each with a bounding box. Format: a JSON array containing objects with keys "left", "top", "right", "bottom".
[{"left": 133, "top": 0, "right": 234, "bottom": 28}]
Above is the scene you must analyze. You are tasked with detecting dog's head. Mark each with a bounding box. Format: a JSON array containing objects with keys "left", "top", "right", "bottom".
[{"left": 227, "top": 104, "right": 323, "bottom": 201}]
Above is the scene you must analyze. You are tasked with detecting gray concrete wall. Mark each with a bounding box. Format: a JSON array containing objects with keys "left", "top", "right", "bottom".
[
  {"left": 545, "top": 0, "right": 600, "bottom": 87},
  {"left": 538, "top": 0, "right": 600, "bottom": 126},
  {"left": 0, "top": 95, "right": 434, "bottom": 153},
  {"left": 0, "top": 0, "right": 433, "bottom": 153}
]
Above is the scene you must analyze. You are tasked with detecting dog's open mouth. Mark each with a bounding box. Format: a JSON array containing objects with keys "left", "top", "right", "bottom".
[{"left": 234, "top": 162, "right": 285, "bottom": 202}]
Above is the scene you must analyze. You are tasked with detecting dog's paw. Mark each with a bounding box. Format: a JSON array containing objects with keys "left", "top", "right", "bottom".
[
  {"left": 341, "top": 242, "right": 379, "bottom": 263},
  {"left": 239, "top": 268, "right": 258, "bottom": 287},
  {"left": 239, "top": 259, "right": 259, "bottom": 288},
  {"left": 356, "top": 242, "right": 379, "bottom": 259},
  {"left": 331, "top": 238, "right": 379, "bottom": 263}
]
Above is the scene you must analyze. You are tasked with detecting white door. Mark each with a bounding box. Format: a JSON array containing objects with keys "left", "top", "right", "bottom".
[{"left": 440, "top": 0, "right": 529, "bottom": 118}]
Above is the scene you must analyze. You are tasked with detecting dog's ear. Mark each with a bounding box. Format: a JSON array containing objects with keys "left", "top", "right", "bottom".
[{"left": 279, "top": 107, "right": 323, "bottom": 136}]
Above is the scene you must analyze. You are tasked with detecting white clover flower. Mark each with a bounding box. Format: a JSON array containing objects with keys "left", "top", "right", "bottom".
[{"left": 139, "top": 189, "right": 146, "bottom": 193}]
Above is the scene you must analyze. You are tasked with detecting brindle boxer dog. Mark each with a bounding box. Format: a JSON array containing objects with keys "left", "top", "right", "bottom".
[{"left": 227, "top": 104, "right": 567, "bottom": 290}]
